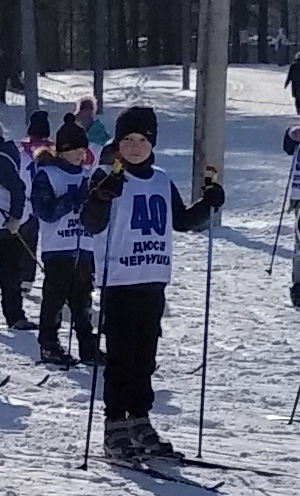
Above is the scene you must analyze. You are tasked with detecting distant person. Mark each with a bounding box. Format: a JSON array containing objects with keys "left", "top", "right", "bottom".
[
  {"left": 19, "top": 111, "right": 54, "bottom": 295},
  {"left": 0, "top": 123, "right": 37, "bottom": 330},
  {"left": 74, "top": 96, "right": 110, "bottom": 167},
  {"left": 284, "top": 53, "right": 300, "bottom": 115}
]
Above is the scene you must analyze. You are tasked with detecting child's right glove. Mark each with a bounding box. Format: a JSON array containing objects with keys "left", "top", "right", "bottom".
[
  {"left": 203, "top": 183, "right": 225, "bottom": 208},
  {"left": 4, "top": 216, "right": 21, "bottom": 235},
  {"left": 93, "top": 171, "right": 125, "bottom": 201}
]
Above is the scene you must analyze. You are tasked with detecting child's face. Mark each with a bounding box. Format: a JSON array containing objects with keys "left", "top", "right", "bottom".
[
  {"left": 60, "top": 148, "right": 87, "bottom": 166},
  {"left": 119, "top": 133, "right": 152, "bottom": 164}
]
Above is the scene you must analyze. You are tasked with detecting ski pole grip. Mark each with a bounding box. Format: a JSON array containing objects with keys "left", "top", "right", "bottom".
[
  {"left": 204, "top": 165, "right": 218, "bottom": 188},
  {"left": 113, "top": 159, "right": 123, "bottom": 176}
]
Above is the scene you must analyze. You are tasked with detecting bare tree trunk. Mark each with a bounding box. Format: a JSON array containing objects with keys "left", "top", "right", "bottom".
[
  {"left": 258, "top": 0, "right": 269, "bottom": 63},
  {"left": 148, "top": 0, "right": 160, "bottom": 65},
  {"left": 117, "top": 0, "right": 128, "bottom": 68},
  {"left": 93, "top": 0, "right": 106, "bottom": 114},
  {"left": 280, "top": 0, "right": 289, "bottom": 64},
  {"left": 182, "top": 0, "right": 191, "bottom": 89},
  {"left": 192, "top": 0, "right": 230, "bottom": 226},
  {"left": 20, "top": 0, "right": 39, "bottom": 122},
  {"left": 231, "top": 0, "right": 248, "bottom": 63},
  {"left": 128, "top": 0, "right": 140, "bottom": 67}
]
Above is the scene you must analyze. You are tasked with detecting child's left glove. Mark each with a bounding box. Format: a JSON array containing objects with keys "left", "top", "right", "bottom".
[{"left": 203, "top": 183, "right": 225, "bottom": 208}]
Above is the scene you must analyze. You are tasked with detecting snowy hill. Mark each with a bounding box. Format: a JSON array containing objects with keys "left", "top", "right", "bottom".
[{"left": 0, "top": 65, "right": 300, "bottom": 496}]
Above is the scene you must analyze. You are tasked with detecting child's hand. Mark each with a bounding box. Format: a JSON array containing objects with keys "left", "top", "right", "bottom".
[
  {"left": 93, "top": 172, "right": 125, "bottom": 201},
  {"left": 203, "top": 183, "right": 225, "bottom": 208},
  {"left": 4, "top": 216, "right": 21, "bottom": 235}
]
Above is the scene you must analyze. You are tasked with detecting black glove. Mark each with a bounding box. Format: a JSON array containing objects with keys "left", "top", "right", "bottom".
[
  {"left": 203, "top": 183, "right": 225, "bottom": 208},
  {"left": 93, "top": 172, "right": 124, "bottom": 201},
  {"left": 72, "top": 178, "right": 88, "bottom": 209}
]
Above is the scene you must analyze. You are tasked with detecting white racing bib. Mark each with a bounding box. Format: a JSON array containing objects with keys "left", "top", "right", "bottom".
[
  {"left": 39, "top": 165, "right": 93, "bottom": 253},
  {"left": 94, "top": 166, "right": 173, "bottom": 287},
  {"left": 290, "top": 144, "right": 300, "bottom": 201},
  {"left": 19, "top": 149, "right": 36, "bottom": 224},
  {"left": 0, "top": 152, "right": 21, "bottom": 229}
]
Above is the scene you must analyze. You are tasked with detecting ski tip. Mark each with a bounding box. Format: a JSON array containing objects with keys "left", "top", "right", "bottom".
[
  {"left": 266, "top": 414, "right": 300, "bottom": 423},
  {"left": 36, "top": 374, "right": 50, "bottom": 387},
  {"left": 0, "top": 375, "right": 11, "bottom": 388}
]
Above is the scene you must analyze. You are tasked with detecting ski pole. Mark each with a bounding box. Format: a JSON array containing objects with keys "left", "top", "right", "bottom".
[
  {"left": 64, "top": 221, "right": 82, "bottom": 372},
  {"left": 0, "top": 207, "right": 44, "bottom": 273},
  {"left": 79, "top": 204, "right": 114, "bottom": 471},
  {"left": 79, "top": 159, "right": 122, "bottom": 471},
  {"left": 198, "top": 204, "right": 215, "bottom": 459},
  {"left": 266, "top": 159, "right": 294, "bottom": 276},
  {"left": 16, "top": 230, "right": 44, "bottom": 273},
  {"left": 288, "top": 385, "right": 300, "bottom": 425}
]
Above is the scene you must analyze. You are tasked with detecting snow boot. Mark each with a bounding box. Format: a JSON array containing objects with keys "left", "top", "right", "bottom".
[
  {"left": 128, "top": 416, "right": 174, "bottom": 456},
  {"left": 104, "top": 418, "right": 136, "bottom": 459},
  {"left": 290, "top": 283, "right": 300, "bottom": 308},
  {"left": 11, "top": 319, "right": 38, "bottom": 331},
  {"left": 78, "top": 337, "right": 107, "bottom": 366},
  {"left": 40, "top": 341, "right": 77, "bottom": 366}
]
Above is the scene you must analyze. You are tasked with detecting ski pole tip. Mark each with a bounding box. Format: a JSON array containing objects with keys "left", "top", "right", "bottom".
[
  {"left": 265, "top": 269, "right": 272, "bottom": 276},
  {"left": 77, "top": 462, "right": 88, "bottom": 471}
]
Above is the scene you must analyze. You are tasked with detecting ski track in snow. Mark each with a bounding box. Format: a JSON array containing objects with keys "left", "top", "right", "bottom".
[{"left": 0, "top": 65, "right": 300, "bottom": 496}]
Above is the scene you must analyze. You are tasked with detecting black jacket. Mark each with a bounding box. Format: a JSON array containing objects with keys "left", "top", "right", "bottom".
[
  {"left": 81, "top": 164, "right": 210, "bottom": 234},
  {"left": 0, "top": 137, "right": 25, "bottom": 220}
]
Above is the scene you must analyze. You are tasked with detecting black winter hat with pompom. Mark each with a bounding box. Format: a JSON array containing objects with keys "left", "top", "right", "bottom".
[
  {"left": 28, "top": 110, "right": 50, "bottom": 138},
  {"left": 115, "top": 107, "right": 157, "bottom": 147},
  {"left": 56, "top": 113, "right": 89, "bottom": 152}
]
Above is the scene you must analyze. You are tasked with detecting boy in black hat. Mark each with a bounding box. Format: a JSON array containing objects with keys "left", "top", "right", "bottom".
[
  {"left": 19, "top": 110, "right": 54, "bottom": 295},
  {"left": 32, "top": 113, "right": 99, "bottom": 366},
  {"left": 82, "top": 106, "right": 225, "bottom": 459}
]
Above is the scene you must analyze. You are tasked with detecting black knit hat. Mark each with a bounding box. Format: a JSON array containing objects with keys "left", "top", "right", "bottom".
[
  {"left": 56, "top": 113, "right": 89, "bottom": 152},
  {"left": 28, "top": 110, "right": 50, "bottom": 138},
  {"left": 115, "top": 107, "right": 157, "bottom": 147}
]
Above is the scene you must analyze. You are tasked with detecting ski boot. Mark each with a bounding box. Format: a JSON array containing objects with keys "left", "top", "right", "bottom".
[
  {"left": 40, "top": 341, "right": 77, "bottom": 366},
  {"left": 11, "top": 319, "right": 38, "bottom": 331},
  {"left": 128, "top": 416, "right": 174, "bottom": 457},
  {"left": 78, "top": 337, "right": 107, "bottom": 366},
  {"left": 290, "top": 283, "right": 300, "bottom": 309},
  {"left": 104, "top": 418, "right": 136, "bottom": 460}
]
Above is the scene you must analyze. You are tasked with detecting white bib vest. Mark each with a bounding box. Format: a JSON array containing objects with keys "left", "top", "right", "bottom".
[
  {"left": 19, "top": 149, "right": 36, "bottom": 224},
  {"left": 94, "top": 166, "right": 173, "bottom": 287},
  {"left": 39, "top": 165, "right": 93, "bottom": 253},
  {"left": 0, "top": 152, "right": 22, "bottom": 229},
  {"left": 290, "top": 144, "right": 300, "bottom": 201}
]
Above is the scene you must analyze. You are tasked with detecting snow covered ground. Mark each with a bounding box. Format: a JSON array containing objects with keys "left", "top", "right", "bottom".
[{"left": 0, "top": 64, "right": 300, "bottom": 496}]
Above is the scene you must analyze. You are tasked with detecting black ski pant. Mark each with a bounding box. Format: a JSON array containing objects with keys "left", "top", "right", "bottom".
[
  {"left": 0, "top": 233, "right": 25, "bottom": 326},
  {"left": 39, "top": 253, "right": 94, "bottom": 346},
  {"left": 19, "top": 215, "right": 39, "bottom": 284},
  {"left": 103, "top": 284, "right": 165, "bottom": 420},
  {"left": 295, "top": 97, "right": 300, "bottom": 115}
]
